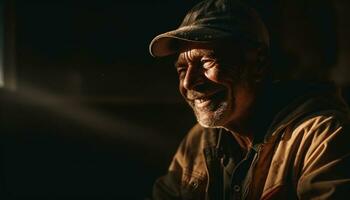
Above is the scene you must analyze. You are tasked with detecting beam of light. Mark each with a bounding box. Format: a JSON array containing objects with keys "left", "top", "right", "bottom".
[
  {"left": 10, "top": 83, "right": 177, "bottom": 151},
  {"left": 0, "top": 1, "right": 4, "bottom": 87}
]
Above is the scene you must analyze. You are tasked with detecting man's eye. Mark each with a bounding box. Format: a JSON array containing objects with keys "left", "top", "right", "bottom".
[{"left": 201, "top": 59, "right": 216, "bottom": 69}]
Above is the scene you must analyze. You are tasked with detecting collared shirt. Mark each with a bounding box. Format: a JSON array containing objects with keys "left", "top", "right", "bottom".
[{"left": 221, "top": 133, "right": 260, "bottom": 200}]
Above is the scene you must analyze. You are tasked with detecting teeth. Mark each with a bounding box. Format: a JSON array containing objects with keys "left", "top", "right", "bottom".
[
  {"left": 197, "top": 98, "right": 208, "bottom": 103},
  {"left": 192, "top": 90, "right": 225, "bottom": 107}
]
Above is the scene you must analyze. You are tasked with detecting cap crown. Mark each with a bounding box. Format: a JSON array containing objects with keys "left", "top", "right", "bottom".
[
  {"left": 149, "top": 0, "right": 269, "bottom": 57},
  {"left": 179, "top": 0, "right": 268, "bottom": 46}
]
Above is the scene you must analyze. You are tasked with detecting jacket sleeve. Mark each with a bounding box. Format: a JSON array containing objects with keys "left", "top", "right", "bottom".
[
  {"left": 152, "top": 151, "right": 184, "bottom": 200},
  {"left": 152, "top": 126, "right": 193, "bottom": 200},
  {"left": 152, "top": 124, "right": 207, "bottom": 200},
  {"left": 297, "top": 114, "right": 350, "bottom": 199}
]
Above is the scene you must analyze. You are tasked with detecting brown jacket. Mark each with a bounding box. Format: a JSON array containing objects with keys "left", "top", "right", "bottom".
[{"left": 153, "top": 83, "right": 350, "bottom": 200}]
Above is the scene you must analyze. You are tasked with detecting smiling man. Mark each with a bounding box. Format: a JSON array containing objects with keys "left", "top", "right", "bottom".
[
  {"left": 149, "top": 0, "right": 350, "bottom": 199},
  {"left": 176, "top": 44, "right": 256, "bottom": 128}
]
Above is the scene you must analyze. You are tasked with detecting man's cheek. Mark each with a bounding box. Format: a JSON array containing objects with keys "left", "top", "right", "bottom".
[
  {"left": 205, "top": 68, "right": 220, "bottom": 81},
  {"left": 178, "top": 83, "right": 186, "bottom": 98},
  {"left": 206, "top": 68, "right": 238, "bottom": 83}
]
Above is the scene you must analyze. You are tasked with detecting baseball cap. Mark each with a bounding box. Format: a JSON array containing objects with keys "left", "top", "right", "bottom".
[{"left": 149, "top": 0, "right": 269, "bottom": 57}]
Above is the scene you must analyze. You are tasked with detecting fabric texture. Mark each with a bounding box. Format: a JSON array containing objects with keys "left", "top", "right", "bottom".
[
  {"left": 149, "top": 0, "right": 269, "bottom": 57},
  {"left": 152, "top": 81, "right": 350, "bottom": 200}
]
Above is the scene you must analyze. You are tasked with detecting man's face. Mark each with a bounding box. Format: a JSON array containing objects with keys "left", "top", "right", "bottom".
[{"left": 175, "top": 43, "right": 259, "bottom": 129}]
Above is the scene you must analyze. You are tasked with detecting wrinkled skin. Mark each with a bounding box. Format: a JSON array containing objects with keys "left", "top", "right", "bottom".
[{"left": 175, "top": 42, "right": 263, "bottom": 134}]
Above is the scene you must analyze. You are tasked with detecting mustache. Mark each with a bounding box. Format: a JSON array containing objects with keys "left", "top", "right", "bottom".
[
  {"left": 186, "top": 91, "right": 209, "bottom": 100},
  {"left": 186, "top": 89, "right": 225, "bottom": 100},
  {"left": 185, "top": 82, "right": 226, "bottom": 100}
]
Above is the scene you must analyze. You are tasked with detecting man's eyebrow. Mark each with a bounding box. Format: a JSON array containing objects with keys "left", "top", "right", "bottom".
[
  {"left": 173, "top": 49, "right": 216, "bottom": 68},
  {"left": 203, "top": 50, "right": 216, "bottom": 57}
]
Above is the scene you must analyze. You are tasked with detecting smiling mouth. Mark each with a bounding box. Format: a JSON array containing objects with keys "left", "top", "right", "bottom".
[{"left": 194, "top": 90, "right": 227, "bottom": 108}]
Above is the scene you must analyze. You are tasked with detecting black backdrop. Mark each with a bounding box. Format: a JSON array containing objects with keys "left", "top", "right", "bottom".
[{"left": 1, "top": 0, "right": 349, "bottom": 199}]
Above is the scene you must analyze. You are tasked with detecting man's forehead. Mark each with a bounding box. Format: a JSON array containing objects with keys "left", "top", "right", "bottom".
[
  {"left": 175, "top": 49, "right": 214, "bottom": 66},
  {"left": 178, "top": 48, "right": 215, "bottom": 58},
  {"left": 175, "top": 42, "right": 242, "bottom": 62}
]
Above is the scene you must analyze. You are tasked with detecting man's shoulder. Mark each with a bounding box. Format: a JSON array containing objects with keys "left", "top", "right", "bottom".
[
  {"left": 269, "top": 80, "right": 349, "bottom": 134},
  {"left": 286, "top": 94, "right": 349, "bottom": 135},
  {"left": 291, "top": 109, "right": 350, "bottom": 140}
]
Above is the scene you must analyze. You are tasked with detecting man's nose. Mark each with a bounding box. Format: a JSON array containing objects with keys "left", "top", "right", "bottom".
[{"left": 183, "top": 65, "right": 205, "bottom": 90}]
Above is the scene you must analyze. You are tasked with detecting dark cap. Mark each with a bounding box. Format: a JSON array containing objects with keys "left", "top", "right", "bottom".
[{"left": 149, "top": 0, "right": 269, "bottom": 57}]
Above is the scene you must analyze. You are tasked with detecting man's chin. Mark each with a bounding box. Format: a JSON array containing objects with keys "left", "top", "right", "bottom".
[
  {"left": 197, "top": 117, "right": 224, "bottom": 128},
  {"left": 195, "top": 110, "right": 226, "bottom": 128},
  {"left": 197, "top": 119, "right": 216, "bottom": 128},
  {"left": 191, "top": 100, "right": 229, "bottom": 127}
]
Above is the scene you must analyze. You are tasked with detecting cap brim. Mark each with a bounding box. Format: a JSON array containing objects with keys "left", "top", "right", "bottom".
[{"left": 149, "top": 26, "right": 232, "bottom": 57}]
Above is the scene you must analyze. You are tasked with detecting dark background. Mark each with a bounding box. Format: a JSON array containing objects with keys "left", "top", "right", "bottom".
[{"left": 0, "top": 0, "right": 349, "bottom": 199}]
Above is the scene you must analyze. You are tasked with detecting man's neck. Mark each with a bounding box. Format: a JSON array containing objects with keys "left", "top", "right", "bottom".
[
  {"left": 223, "top": 80, "right": 274, "bottom": 150},
  {"left": 222, "top": 119, "right": 255, "bottom": 150}
]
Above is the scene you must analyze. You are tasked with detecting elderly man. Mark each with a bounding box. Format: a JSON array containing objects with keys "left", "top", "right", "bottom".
[{"left": 149, "top": 0, "right": 350, "bottom": 199}]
